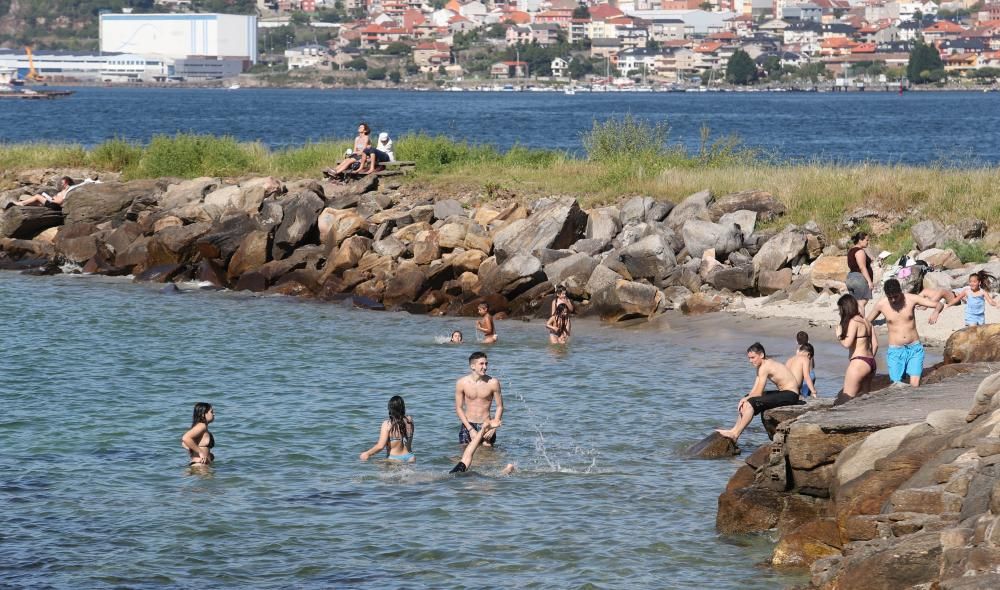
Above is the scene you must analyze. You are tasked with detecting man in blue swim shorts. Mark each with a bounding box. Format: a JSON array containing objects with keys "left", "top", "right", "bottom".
[{"left": 867, "top": 278, "right": 944, "bottom": 387}]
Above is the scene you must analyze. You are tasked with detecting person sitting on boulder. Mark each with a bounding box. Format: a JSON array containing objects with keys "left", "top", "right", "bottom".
[
  {"left": 325, "top": 122, "right": 372, "bottom": 179},
  {"left": 715, "top": 342, "right": 804, "bottom": 443},
  {"left": 360, "top": 132, "right": 394, "bottom": 174},
  {"left": 10, "top": 176, "right": 75, "bottom": 209}
]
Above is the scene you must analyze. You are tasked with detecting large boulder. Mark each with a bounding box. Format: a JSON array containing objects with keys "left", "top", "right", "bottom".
[
  {"left": 619, "top": 196, "right": 654, "bottom": 226},
  {"left": 63, "top": 180, "right": 165, "bottom": 225},
  {"left": 753, "top": 231, "right": 808, "bottom": 275},
  {"left": 437, "top": 220, "right": 469, "bottom": 250},
  {"left": 383, "top": 267, "right": 428, "bottom": 307},
  {"left": 709, "top": 190, "right": 786, "bottom": 223},
  {"left": 912, "top": 220, "right": 946, "bottom": 251},
  {"left": 272, "top": 191, "right": 326, "bottom": 260},
  {"left": 433, "top": 198, "right": 465, "bottom": 220},
  {"left": 584, "top": 264, "right": 623, "bottom": 314},
  {"left": 479, "top": 254, "right": 546, "bottom": 298},
  {"left": 143, "top": 222, "right": 211, "bottom": 268},
  {"left": 0, "top": 206, "right": 64, "bottom": 239},
  {"left": 52, "top": 222, "right": 99, "bottom": 263},
  {"left": 707, "top": 265, "right": 753, "bottom": 292},
  {"left": 202, "top": 177, "right": 279, "bottom": 219},
  {"left": 318, "top": 208, "right": 368, "bottom": 246},
  {"left": 543, "top": 252, "right": 598, "bottom": 296},
  {"left": 811, "top": 255, "right": 849, "bottom": 290},
  {"left": 683, "top": 431, "right": 739, "bottom": 458},
  {"left": 620, "top": 234, "right": 676, "bottom": 283},
  {"left": 681, "top": 219, "right": 743, "bottom": 260},
  {"left": 612, "top": 279, "right": 663, "bottom": 320},
  {"left": 917, "top": 248, "right": 963, "bottom": 270},
  {"left": 326, "top": 236, "right": 372, "bottom": 274},
  {"left": 585, "top": 206, "right": 621, "bottom": 244},
  {"left": 227, "top": 230, "right": 271, "bottom": 280},
  {"left": 195, "top": 213, "right": 261, "bottom": 264},
  {"left": 942, "top": 324, "right": 1000, "bottom": 364},
  {"left": 758, "top": 268, "right": 793, "bottom": 295},
  {"left": 159, "top": 177, "right": 220, "bottom": 210},
  {"left": 492, "top": 197, "right": 587, "bottom": 261},
  {"left": 665, "top": 189, "right": 712, "bottom": 229},
  {"left": 719, "top": 210, "right": 757, "bottom": 241}
]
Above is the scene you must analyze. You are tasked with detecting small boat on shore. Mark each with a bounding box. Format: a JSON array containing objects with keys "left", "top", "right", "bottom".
[{"left": 0, "top": 86, "right": 74, "bottom": 100}]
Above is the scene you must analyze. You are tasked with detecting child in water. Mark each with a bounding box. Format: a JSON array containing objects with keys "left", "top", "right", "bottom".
[
  {"left": 360, "top": 395, "right": 415, "bottom": 462},
  {"left": 947, "top": 271, "right": 998, "bottom": 326},
  {"left": 476, "top": 302, "right": 497, "bottom": 344},
  {"left": 546, "top": 303, "right": 572, "bottom": 344},
  {"left": 181, "top": 402, "right": 215, "bottom": 466},
  {"left": 450, "top": 330, "right": 463, "bottom": 343}
]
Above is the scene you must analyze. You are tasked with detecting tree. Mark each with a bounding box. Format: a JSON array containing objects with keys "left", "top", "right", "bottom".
[
  {"left": 699, "top": 1, "right": 712, "bottom": 10},
  {"left": 366, "top": 67, "right": 387, "bottom": 80},
  {"left": 485, "top": 23, "right": 507, "bottom": 39},
  {"left": 389, "top": 70, "right": 402, "bottom": 83},
  {"left": 572, "top": 5, "right": 590, "bottom": 18},
  {"left": 646, "top": 39, "right": 660, "bottom": 51},
  {"left": 568, "top": 58, "right": 594, "bottom": 80},
  {"left": 289, "top": 11, "right": 311, "bottom": 26},
  {"left": 762, "top": 55, "right": 782, "bottom": 77},
  {"left": 384, "top": 41, "right": 412, "bottom": 55},
  {"left": 725, "top": 49, "right": 758, "bottom": 85},
  {"left": 347, "top": 57, "right": 368, "bottom": 71},
  {"left": 797, "top": 62, "right": 827, "bottom": 83},
  {"left": 907, "top": 40, "right": 944, "bottom": 84}
]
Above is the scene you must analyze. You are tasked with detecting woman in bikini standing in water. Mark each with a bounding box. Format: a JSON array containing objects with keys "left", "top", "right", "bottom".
[
  {"left": 835, "top": 294, "right": 878, "bottom": 403},
  {"left": 181, "top": 402, "right": 215, "bottom": 466},
  {"left": 360, "top": 395, "right": 415, "bottom": 463}
]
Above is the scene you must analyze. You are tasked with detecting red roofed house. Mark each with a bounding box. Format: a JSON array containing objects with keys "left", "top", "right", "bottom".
[
  {"left": 589, "top": 3, "right": 625, "bottom": 21},
  {"left": 490, "top": 60, "right": 528, "bottom": 78},
  {"left": 413, "top": 41, "right": 452, "bottom": 72},
  {"left": 360, "top": 23, "right": 407, "bottom": 49},
  {"left": 922, "top": 20, "right": 967, "bottom": 42}
]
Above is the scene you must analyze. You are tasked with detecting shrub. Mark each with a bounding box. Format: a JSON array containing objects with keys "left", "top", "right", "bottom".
[
  {"left": 134, "top": 134, "right": 254, "bottom": 178},
  {"left": 89, "top": 138, "right": 142, "bottom": 172},
  {"left": 942, "top": 240, "right": 989, "bottom": 264},
  {"left": 582, "top": 114, "right": 669, "bottom": 163}
]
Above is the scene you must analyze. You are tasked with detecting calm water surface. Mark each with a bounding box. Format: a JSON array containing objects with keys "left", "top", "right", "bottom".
[
  {"left": 1, "top": 87, "right": 998, "bottom": 164},
  {"left": 0, "top": 271, "right": 844, "bottom": 589}
]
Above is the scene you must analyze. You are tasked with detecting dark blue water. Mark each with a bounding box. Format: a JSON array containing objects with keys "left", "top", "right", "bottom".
[{"left": 0, "top": 87, "right": 995, "bottom": 165}]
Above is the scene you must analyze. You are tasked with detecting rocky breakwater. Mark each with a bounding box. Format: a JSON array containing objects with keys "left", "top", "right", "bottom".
[
  {"left": 2, "top": 172, "right": 840, "bottom": 321},
  {"left": 715, "top": 361, "right": 1000, "bottom": 589}
]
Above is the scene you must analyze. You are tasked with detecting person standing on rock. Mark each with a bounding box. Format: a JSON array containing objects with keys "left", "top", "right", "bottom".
[
  {"left": 846, "top": 232, "right": 875, "bottom": 316},
  {"left": 866, "top": 278, "right": 944, "bottom": 387},
  {"left": 715, "top": 343, "right": 804, "bottom": 443},
  {"left": 835, "top": 294, "right": 878, "bottom": 403},
  {"left": 455, "top": 351, "right": 503, "bottom": 447},
  {"left": 476, "top": 302, "right": 498, "bottom": 344}
]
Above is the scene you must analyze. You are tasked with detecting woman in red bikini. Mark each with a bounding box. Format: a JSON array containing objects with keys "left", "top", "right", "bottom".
[{"left": 835, "top": 294, "right": 878, "bottom": 402}]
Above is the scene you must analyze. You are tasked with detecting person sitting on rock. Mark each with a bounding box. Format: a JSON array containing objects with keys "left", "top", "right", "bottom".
[
  {"left": 360, "top": 132, "right": 394, "bottom": 174},
  {"left": 10, "top": 176, "right": 75, "bottom": 209},
  {"left": 325, "top": 122, "right": 372, "bottom": 179},
  {"left": 715, "top": 342, "right": 804, "bottom": 443}
]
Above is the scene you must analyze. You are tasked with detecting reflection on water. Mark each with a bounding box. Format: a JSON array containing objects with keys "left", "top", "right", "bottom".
[{"left": 0, "top": 272, "right": 816, "bottom": 588}]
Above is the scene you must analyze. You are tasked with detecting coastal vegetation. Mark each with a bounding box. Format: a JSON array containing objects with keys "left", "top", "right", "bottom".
[{"left": 2, "top": 117, "right": 999, "bottom": 249}]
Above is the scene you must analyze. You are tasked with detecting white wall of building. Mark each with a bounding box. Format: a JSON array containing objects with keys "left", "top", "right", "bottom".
[{"left": 100, "top": 13, "right": 257, "bottom": 63}]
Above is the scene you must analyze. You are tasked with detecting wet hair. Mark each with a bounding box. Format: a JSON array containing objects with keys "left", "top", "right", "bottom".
[
  {"left": 747, "top": 342, "right": 765, "bottom": 356},
  {"left": 60, "top": 176, "right": 75, "bottom": 187},
  {"left": 387, "top": 395, "right": 411, "bottom": 453},
  {"left": 970, "top": 270, "right": 996, "bottom": 292},
  {"left": 191, "top": 402, "right": 213, "bottom": 426},
  {"left": 478, "top": 302, "right": 490, "bottom": 312},
  {"left": 796, "top": 331, "right": 809, "bottom": 346},
  {"left": 555, "top": 285, "right": 567, "bottom": 295},
  {"left": 451, "top": 330, "right": 463, "bottom": 340},
  {"left": 469, "top": 351, "right": 487, "bottom": 364},
  {"left": 359, "top": 122, "right": 370, "bottom": 134},
  {"left": 798, "top": 343, "right": 814, "bottom": 358},
  {"left": 837, "top": 294, "right": 861, "bottom": 340},
  {"left": 884, "top": 278, "right": 905, "bottom": 311},
  {"left": 851, "top": 231, "right": 868, "bottom": 245},
  {"left": 556, "top": 303, "right": 569, "bottom": 315}
]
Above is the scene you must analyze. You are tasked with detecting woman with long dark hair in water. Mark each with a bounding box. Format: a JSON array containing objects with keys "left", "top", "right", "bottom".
[
  {"left": 181, "top": 402, "right": 215, "bottom": 466},
  {"left": 360, "top": 395, "right": 415, "bottom": 462},
  {"left": 835, "top": 294, "right": 878, "bottom": 402}
]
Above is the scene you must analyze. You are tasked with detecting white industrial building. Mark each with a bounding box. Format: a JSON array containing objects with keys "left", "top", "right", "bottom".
[
  {"left": 99, "top": 13, "right": 258, "bottom": 64},
  {"left": 0, "top": 49, "right": 167, "bottom": 82}
]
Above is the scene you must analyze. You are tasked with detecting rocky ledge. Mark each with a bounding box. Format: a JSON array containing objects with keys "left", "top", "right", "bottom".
[
  {"left": 0, "top": 170, "right": 993, "bottom": 322},
  {"left": 716, "top": 360, "right": 1000, "bottom": 589}
]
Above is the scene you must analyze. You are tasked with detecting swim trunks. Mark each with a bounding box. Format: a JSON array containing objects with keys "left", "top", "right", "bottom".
[
  {"left": 799, "top": 371, "right": 816, "bottom": 397},
  {"left": 746, "top": 390, "right": 804, "bottom": 415},
  {"left": 459, "top": 422, "right": 496, "bottom": 445},
  {"left": 887, "top": 341, "right": 924, "bottom": 382},
  {"left": 449, "top": 461, "right": 468, "bottom": 474}
]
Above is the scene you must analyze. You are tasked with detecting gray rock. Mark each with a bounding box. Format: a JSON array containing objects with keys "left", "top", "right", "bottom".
[
  {"left": 272, "top": 191, "right": 326, "bottom": 260},
  {"left": 373, "top": 235, "right": 405, "bottom": 259},
  {"left": 479, "top": 254, "right": 546, "bottom": 298},
  {"left": 535, "top": 248, "right": 574, "bottom": 266},
  {"left": 719, "top": 210, "right": 757, "bottom": 241},
  {"left": 585, "top": 264, "right": 623, "bottom": 313},
  {"left": 0, "top": 206, "right": 64, "bottom": 240},
  {"left": 620, "top": 196, "right": 653, "bottom": 226},
  {"left": 620, "top": 234, "right": 677, "bottom": 283},
  {"left": 682, "top": 219, "right": 743, "bottom": 260},
  {"left": 709, "top": 190, "right": 786, "bottom": 223},
  {"left": 571, "top": 237, "right": 611, "bottom": 256},
  {"left": 707, "top": 265, "right": 753, "bottom": 292},
  {"left": 727, "top": 249, "right": 752, "bottom": 267},
  {"left": 955, "top": 218, "right": 987, "bottom": 239},
  {"left": 585, "top": 207, "right": 621, "bottom": 243},
  {"left": 647, "top": 200, "right": 674, "bottom": 222},
  {"left": 63, "top": 180, "right": 165, "bottom": 225},
  {"left": 683, "top": 431, "right": 740, "bottom": 458},
  {"left": 665, "top": 189, "right": 713, "bottom": 229},
  {"left": 433, "top": 199, "right": 465, "bottom": 221},
  {"left": 160, "top": 177, "right": 220, "bottom": 210},
  {"left": 917, "top": 248, "right": 963, "bottom": 270},
  {"left": 544, "top": 252, "right": 599, "bottom": 297},
  {"left": 613, "top": 280, "right": 663, "bottom": 320},
  {"left": 662, "top": 285, "right": 692, "bottom": 308},
  {"left": 492, "top": 197, "right": 587, "bottom": 262},
  {"left": 753, "top": 231, "right": 808, "bottom": 275},
  {"left": 912, "top": 220, "right": 946, "bottom": 251}
]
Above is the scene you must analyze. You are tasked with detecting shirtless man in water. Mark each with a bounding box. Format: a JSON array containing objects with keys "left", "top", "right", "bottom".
[
  {"left": 455, "top": 351, "right": 504, "bottom": 447},
  {"left": 716, "top": 342, "right": 803, "bottom": 443},
  {"left": 866, "top": 278, "right": 944, "bottom": 386}
]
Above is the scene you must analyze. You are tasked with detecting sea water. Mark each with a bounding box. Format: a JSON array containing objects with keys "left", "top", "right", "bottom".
[{"left": 0, "top": 272, "right": 836, "bottom": 588}]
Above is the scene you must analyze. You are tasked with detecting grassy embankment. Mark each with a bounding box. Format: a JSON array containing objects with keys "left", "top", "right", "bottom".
[{"left": 1, "top": 117, "right": 998, "bottom": 262}]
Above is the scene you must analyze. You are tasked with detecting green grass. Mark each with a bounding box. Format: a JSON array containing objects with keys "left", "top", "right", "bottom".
[
  {"left": 942, "top": 240, "right": 990, "bottom": 264},
  {"left": 1, "top": 127, "right": 999, "bottom": 253}
]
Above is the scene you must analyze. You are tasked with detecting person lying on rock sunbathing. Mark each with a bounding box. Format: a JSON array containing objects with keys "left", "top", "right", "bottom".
[
  {"left": 10, "top": 176, "right": 75, "bottom": 209},
  {"left": 715, "top": 342, "right": 804, "bottom": 443}
]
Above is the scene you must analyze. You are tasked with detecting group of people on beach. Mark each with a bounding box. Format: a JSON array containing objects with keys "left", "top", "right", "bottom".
[
  {"left": 183, "top": 350, "right": 512, "bottom": 476},
  {"left": 324, "top": 122, "right": 395, "bottom": 180},
  {"left": 716, "top": 231, "right": 999, "bottom": 444}
]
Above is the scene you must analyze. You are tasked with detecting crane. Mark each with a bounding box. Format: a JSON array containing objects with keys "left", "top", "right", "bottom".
[{"left": 25, "top": 46, "right": 44, "bottom": 82}]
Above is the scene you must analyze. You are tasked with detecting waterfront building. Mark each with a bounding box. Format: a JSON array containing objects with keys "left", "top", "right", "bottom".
[
  {"left": 99, "top": 13, "right": 258, "bottom": 64},
  {"left": 0, "top": 49, "right": 167, "bottom": 82}
]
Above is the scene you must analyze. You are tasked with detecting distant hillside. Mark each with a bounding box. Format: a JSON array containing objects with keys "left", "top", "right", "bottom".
[{"left": 0, "top": 0, "right": 257, "bottom": 50}]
